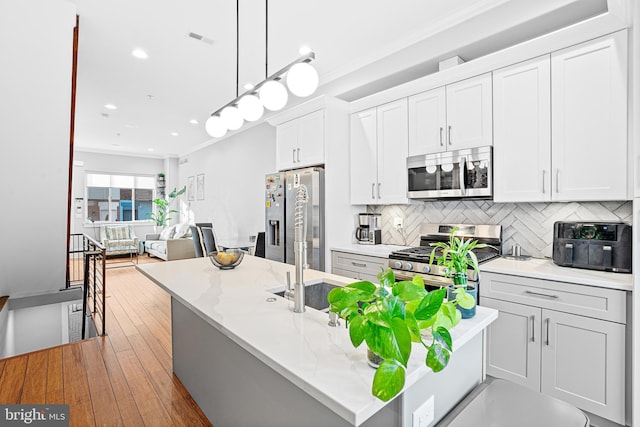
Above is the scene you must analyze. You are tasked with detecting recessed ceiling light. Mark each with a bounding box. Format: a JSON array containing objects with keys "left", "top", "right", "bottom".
[
  {"left": 147, "top": 148, "right": 154, "bottom": 152},
  {"left": 132, "top": 49, "right": 148, "bottom": 59},
  {"left": 243, "top": 83, "right": 255, "bottom": 91},
  {"left": 298, "top": 46, "right": 311, "bottom": 55},
  {"left": 189, "top": 119, "right": 199, "bottom": 125},
  {"left": 104, "top": 104, "right": 118, "bottom": 110},
  {"left": 170, "top": 132, "right": 179, "bottom": 136}
]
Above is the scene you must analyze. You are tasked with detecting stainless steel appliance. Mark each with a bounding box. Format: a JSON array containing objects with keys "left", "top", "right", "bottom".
[
  {"left": 388, "top": 223, "right": 502, "bottom": 289},
  {"left": 264, "top": 167, "right": 325, "bottom": 270},
  {"left": 552, "top": 221, "right": 631, "bottom": 273},
  {"left": 355, "top": 213, "right": 382, "bottom": 245},
  {"left": 407, "top": 146, "right": 493, "bottom": 200}
]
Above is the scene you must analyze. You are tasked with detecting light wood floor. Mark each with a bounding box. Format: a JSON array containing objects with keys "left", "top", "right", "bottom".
[{"left": 0, "top": 255, "right": 213, "bottom": 427}]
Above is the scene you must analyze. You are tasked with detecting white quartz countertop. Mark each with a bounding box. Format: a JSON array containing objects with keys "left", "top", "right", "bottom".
[
  {"left": 480, "top": 257, "right": 632, "bottom": 292},
  {"left": 331, "top": 243, "right": 411, "bottom": 258},
  {"left": 137, "top": 255, "right": 497, "bottom": 426}
]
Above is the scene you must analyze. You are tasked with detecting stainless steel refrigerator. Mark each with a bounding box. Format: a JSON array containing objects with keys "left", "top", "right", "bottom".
[{"left": 264, "top": 167, "right": 324, "bottom": 271}]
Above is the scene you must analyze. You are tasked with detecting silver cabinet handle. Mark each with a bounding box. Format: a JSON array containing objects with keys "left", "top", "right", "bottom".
[
  {"left": 371, "top": 183, "right": 375, "bottom": 199},
  {"left": 448, "top": 125, "right": 452, "bottom": 145},
  {"left": 351, "top": 262, "right": 367, "bottom": 267},
  {"left": 530, "top": 315, "right": 535, "bottom": 342},
  {"left": 439, "top": 127, "right": 444, "bottom": 146},
  {"left": 297, "top": 148, "right": 300, "bottom": 163},
  {"left": 525, "top": 290, "right": 559, "bottom": 299},
  {"left": 545, "top": 318, "right": 550, "bottom": 346},
  {"left": 542, "top": 170, "right": 546, "bottom": 194},
  {"left": 292, "top": 149, "right": 296, "bottom": 163},
  {"left": 555, "top": 169, "right": 559, "bottom": 193},
  {"left": 377, "top": 183, "right": 381, "bottom": 199}
]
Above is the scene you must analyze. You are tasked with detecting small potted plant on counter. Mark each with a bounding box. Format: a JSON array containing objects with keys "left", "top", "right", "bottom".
[
  {"left": 429, "top": 226, "right": 488, "bottom": 318},
  {"left": 327, "top": 269, "right": 464, "bottom": 402}
]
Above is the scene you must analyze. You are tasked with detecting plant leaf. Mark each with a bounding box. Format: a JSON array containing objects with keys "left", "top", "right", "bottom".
[
  {"left": 426, "top": 343, "right": 451, "bottom": 373},
  {"left": 382, "top": 294, "right": 405, "bottom": 321},
  {"left": 455, "top": 289, "right": 476, "bottom": 310},
  {"left": 372, "top": 360, "right": 405, "bottom": 402},
  {"left": 414, "top": 288, "right": 446, "bottom": 320},
  {"left": 392, "top": 280, "right": 427, "bottom": 302},
  {"left": 364, "top": 319, "right": 411, "bottom": 366},
  {"left": 404, "top": 313, "right": 421, "bottom": 342},
  {"left": 377, "top": 269, "right": 395, "bottom": 287},
  {"left": 348, "top": 313, "right": 367, "bottom": 348},
  {"left": 389, "top": 317, "right": 411, "bottom": 365},
  {"left": 432, "top": 326, "right": 452, "bottom": 352}
]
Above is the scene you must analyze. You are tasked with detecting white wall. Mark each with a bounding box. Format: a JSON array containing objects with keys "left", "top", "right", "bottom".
[
  {"left": 71, "top": 150, "right": 165, "bottom": 238},
  {"left": 0, "top": 0, "right": 76, "bottom": 298},
  {"left": 178, "top": 123, "right": 276, "bottom": 243}
]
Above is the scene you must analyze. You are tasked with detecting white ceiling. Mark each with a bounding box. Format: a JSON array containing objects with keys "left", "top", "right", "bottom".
[{"left": 70, "top": 0, "right": 607, "bottom": 158}]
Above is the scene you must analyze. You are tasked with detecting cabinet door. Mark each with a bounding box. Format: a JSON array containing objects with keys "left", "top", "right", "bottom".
[
  {"left": 297, "top": 110, "right": 325, "bottom": 167},
  {"left": 446, "top": 73, "right": 493, "bottom": 150},
  {"left": 541, "top": 309, "right": 625, "bottom": 424},
  {"left": 551, "top": 31, "right": 628, "bottom": 201},
  {"left": 350, "top": 109, "right": 378, "bottom": 205},
  {"left": 493, "top": 56, "right": 551, "bottom": 202},
  {"left": 276, "top": 119, "right": 298, "bottom": 171},
  {"left": 376, "top": 99, "right": 408, "bottom": 204},
  {"left": 408, "top": 87, "right": 446, "bottom": 155},
  {"left": 481, "top": 297, "right": 541, "bottom": 391}
]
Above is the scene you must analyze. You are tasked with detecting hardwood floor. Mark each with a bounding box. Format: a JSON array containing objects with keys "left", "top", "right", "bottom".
[{"left": 0, "top": 255, "right": 213, "bottom": 427}]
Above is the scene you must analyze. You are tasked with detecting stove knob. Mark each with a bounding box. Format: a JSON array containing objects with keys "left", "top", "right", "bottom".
[
  {"left": 423, "top": 265, "right": 431, "bottom": 274},
  {"left": 394, "top": 261, "right": 403, "bottom": 269},
  {"left": 404, "top": 263, "right": 413, "bottom": 271}
]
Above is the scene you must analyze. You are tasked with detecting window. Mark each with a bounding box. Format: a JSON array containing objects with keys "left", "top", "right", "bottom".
[{"left": 86, "top": 173, "right": 155, "bottom": 222}]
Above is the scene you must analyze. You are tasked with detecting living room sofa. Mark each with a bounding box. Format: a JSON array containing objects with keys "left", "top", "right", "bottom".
[{"left": 144, "top": 223, "right": 195, "bottom": 261}]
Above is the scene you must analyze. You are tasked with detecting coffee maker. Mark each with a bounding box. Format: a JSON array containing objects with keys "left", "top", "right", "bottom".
[{"left": 356, "top": 213, "right": 382, "bottom": 245}]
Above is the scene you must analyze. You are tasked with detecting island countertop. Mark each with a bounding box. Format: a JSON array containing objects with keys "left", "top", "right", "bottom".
[{"left": 137, "top": 255, "right": 497, "bottom": 426}]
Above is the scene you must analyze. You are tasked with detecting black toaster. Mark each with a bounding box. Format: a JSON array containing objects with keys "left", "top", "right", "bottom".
[{"left": 552, "top": 221, "right": 632, "bottom": 273}]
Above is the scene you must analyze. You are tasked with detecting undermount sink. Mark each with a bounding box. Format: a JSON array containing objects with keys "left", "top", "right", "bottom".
[{"left": 273, "top": 281, "right": 340, "bottom": 312}]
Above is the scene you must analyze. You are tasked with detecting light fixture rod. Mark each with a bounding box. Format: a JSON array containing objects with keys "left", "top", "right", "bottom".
[{"left": 209, "top": 51, "right": 315, "bottom": 117}]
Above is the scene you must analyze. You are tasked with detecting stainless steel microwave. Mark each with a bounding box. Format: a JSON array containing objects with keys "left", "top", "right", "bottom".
[{"left": 407, "top": 146, "right": 493, "bottom": 200}]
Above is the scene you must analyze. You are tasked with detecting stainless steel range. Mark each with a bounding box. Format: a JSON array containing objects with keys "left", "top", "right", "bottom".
[{"left": 388, "top": 223, "right": 502, "bottom": 289}]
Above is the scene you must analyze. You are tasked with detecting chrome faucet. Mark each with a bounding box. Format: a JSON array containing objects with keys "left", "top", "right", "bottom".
[{"left": 292, "top": 184, "right": 308, "bottom": 313}]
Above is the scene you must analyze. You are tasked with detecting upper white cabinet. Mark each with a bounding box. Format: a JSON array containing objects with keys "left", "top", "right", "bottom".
[
  {"left": 275, "top": 109, "right": 325, "bottom": 171},
  {"left": 493, "top": 56, "right": 551, "bottom": 202},
  {"left": 350, "top": 99, "right": 408, "bottom": 205},
  {"left": 408, "top": 73, "right": 492, "bottom": 156},
  {"left": 551, "top": 31, "right": 628, "bottom": 201},
  {"left": 493, "top": 31, "right": 628, "bottom": 202}
]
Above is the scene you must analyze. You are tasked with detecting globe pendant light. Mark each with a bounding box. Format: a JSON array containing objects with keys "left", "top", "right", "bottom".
[
  {"left": 260, "top": 80, "right": 288, "bottom": 111},
  {"left": 286, "top": 62, "right": 319, "bottom": 97},
  {"left": 237, "top": 94, "right": 264, "bottom": 121},
  {"left": 205, "top": 115, "right": 227, "bottom": 138},
  {"left": 220, "top": 105, "right": 244, "bottom": 130}
]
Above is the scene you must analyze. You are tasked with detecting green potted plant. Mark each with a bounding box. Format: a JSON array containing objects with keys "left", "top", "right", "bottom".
[
  {"left": 327, "top": 269, "right": 466, "bottom": 402},
  {"left": 149, "top": 186, "right": 186, "bottom": 228},
  {"left": 428, "top": 226, "right": 488, "bottom": 318}
]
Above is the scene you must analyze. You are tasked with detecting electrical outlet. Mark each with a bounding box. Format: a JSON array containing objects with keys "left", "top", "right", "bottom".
[
  {"left": 393, "top": 217, "right": 404, "bottom": 230},
  {"left": 413, "top": 395, "right": 435, "bottom": 427}
]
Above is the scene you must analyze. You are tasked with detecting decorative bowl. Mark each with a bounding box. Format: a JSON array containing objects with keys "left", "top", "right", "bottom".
[{"left": 208, "top": 249, "right": 244, "bottom": 270}]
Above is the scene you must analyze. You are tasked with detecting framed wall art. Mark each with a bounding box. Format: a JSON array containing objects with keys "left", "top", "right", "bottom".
[{"left": 196, "top": 173, "right": 205, "bottom": 200}]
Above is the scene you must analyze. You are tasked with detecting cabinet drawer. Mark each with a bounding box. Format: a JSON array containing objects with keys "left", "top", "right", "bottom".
[
  {"left": 331, "top": 251, "right": 387, "bottom": 277},
  {"left": 481, "top": 272, "right": 626, "bottom": 323}
]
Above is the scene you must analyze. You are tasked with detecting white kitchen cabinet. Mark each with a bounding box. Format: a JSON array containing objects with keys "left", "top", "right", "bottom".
[
  {"left": 408, "top": 74, "right": 492, "bottom": 156},
  {"left": 446, "top": 73, "right": 493, "bottom": 150},
  {"left": 480, "top": 272, "right": 627, "bottom": 425},
  {"left": 331, "top": 250, "right": 387, "bottom": 283},
  {"left": 408, "top": 87, "right": 446, "bottom": 155},
  {"left": 493, "top": 56, "right": 551, "bottom": 202},
  {"left": 275, "top": 109, "right": 324, "bottom": 171},
  {"left": 350, "top": 99, "right": 408, "bottom": 205},
  {"left": 551, "top": 31, "right": 628, "bottom": 201}
]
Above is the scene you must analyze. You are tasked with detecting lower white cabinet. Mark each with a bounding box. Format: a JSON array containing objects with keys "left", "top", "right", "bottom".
[
  {"left": 331, "top": 251, "right": 387, "bottom": 283},
  {"left": 480, "top": 272, "right": 627, "bottom": 425}
]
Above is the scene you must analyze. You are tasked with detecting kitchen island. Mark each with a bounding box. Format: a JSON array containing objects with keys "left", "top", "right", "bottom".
[{"left": 137, "top": 255, "right": 497, "bottom": 427}]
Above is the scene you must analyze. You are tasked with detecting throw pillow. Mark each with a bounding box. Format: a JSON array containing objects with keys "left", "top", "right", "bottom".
[
  {"left": 173, "top": 223, "right": 191, "bottom": 239},
  {"left": 159, "top": 226, "right": 175, "bottom": 241}
]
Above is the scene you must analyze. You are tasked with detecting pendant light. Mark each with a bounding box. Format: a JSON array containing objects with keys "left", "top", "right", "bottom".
[{"left": 205, "top": 0, "right": 319, "bottom": 138}]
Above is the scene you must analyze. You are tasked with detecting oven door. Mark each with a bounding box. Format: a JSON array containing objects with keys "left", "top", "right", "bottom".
[{"left": 393, "top": 270, "right": 454, "bottom": 292}]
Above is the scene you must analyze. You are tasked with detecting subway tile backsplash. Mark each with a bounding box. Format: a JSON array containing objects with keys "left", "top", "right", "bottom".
[{"left": 368, "top": 201, "right": 632, "bottom": 259}]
